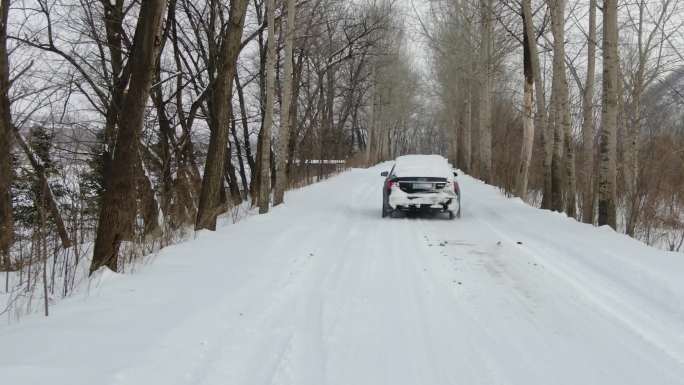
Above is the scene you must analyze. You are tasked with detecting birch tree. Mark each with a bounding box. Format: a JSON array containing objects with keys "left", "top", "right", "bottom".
[
  {"left": 515, "top": 0, "right": 535, "bottom": 199},
  {"left": 622, "top": 0, "right": 677, "bottom": 235},
  {"left": 598, "top": 0, "right": 618, "bottom": 229},
  {"left": 547, "top": 0, "right": 575, "bottom": 215},
  {"left": 478, "top": 0, "right": 493, "bottom": 183},
  {"left": 456, "top": 0, "right": 473, "bottom": 174},
  {"left": 527, "top": 1, "right": 550, "bottom": 211},
  {"left": 580, "top": 0, "right": 597, "bottom": 224}
]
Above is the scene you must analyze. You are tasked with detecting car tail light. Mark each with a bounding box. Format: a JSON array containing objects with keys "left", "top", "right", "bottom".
[{"left": 387, "top": 180, "right": 396, "bottom": 190}]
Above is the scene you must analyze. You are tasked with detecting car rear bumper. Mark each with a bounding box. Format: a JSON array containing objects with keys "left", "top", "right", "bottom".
[{"left": 388, "top": 189, "right": 459, "bottom": 211}]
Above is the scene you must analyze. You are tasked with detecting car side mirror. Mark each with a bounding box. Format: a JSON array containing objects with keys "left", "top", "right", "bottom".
[
  {"left": 453, "top": 172, "right": 458, "bottom": 177},
  {"left": 380, "top": 171, "right": 388, "bottom": 177}
]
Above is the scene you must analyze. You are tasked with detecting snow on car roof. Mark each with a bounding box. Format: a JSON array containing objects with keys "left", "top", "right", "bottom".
[{"left": 393, "top": 155, "right": 454, "bottom": 179}]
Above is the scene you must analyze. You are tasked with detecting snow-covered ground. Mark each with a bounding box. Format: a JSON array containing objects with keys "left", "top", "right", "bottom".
[{"left": 2, "top": 163, "right": 684, "bottom": 385}]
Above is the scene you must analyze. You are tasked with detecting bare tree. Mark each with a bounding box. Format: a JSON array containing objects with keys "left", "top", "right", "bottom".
[
  {"left": 580, "top": 0, "right": 597, "bottom": 224},
  {"left": 274, "top": 0, "right": 296, "bottom": 206},
  {"left": 0, "top": 0, "right": 13, "bottom": 266},
  {"left": 258, "top": 0, "right": 277, "bottom": 214},
  {"left": 598, "top": 0, "right": 618, "bottom": 229},
  {"left": 478, "top": 0, "right": 493, "bottom": 183},
  {"left": 622, "top": 0, "right": 676, "bottom": 235},
  {"left": 515, "top": 0, "right": 535, "bottom": 199},
  {"left": 90, "top": 0, "right": 167, "bottom": 273},
  {"left": 195, "top": 0, "right": 250, "bottom": 230},
  {"left": 547, "top": 0, "right": 574, "bottom": 215}
]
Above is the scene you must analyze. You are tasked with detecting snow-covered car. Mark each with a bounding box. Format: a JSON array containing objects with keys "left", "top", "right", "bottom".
[{"left": 381, "top": 155, "right": 461, "bottom": 219}]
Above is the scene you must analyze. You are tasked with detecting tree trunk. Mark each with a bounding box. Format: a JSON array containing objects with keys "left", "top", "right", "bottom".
[
  {"left": 537, "top": 92, "right": 551, "bottom": 210},
  {"left": 624, "top": 2, "right": 648, "bottom": 236},
  {"left": 0, "top": 0, "right": 13, "bottom": 265},
  {"left": 195, "top": 0, "right": 250, "bottom": 230},
  {"left": 235, "top": 73, "right": 255, "bottom": 173},
  {"left": 90, "top": 0, "right": 167, "bottom": 274},
  {"left": 229, "top": 111, "right": 249, "bottom": 197},
  {"left": 515, "top": 0, "right": 535, "bottom": 200},
  {"left": 459, "top": 6, "right": 474, "bottom": 175},
  {"left": 549, "top": 0, "right": 571, "bottom": 214},
  {"left": 581, "top": 0, "right": 597, "bottom": 224},
  {"left": 549, "top": 86, "right": 564, "bottom": 212},
  {"left": 366, "top": 63, "right": 377, "bottom": 165},
  {"left": 224, "top": 148, "right": 242, "bottom": 204},
  {"left": 553, "top": 0, "right": 576, "bottom": 217},
  {"left": 460, "top": 78, "right": 472, "bottom": 174},
  {"left": 287, "top": 56, "right": 303, "bottom": 178},
  {"left": 274, "top": 0, "right": 296, "bottom": 206},
  {"left": 12, "top": 125, "right": 72, "bottom": 249},
  {"left": 478, "top": 0, "right": 493, "bottom": 183},
  {"left": 528, "top": 7, "right": 549, "bottom": 210},
  {"left": 598, "top": 0, "right": 618, "bottom": 229},
  {"left": 258, "top": 0, "right": 277, "bottom": 214},
  {"left": 450, "top": 113, "right": 459, "bottom": 168},
  {"left": 136, "top": 157, "right": 162, "bottom": 239}
]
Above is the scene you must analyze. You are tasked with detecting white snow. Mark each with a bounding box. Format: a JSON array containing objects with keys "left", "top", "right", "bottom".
[
  {"left": 391, "top": 154, "right": 455, "bottom": 179},
  {"left": 2, "top": 163, "right": 684, "bottom": 385}
]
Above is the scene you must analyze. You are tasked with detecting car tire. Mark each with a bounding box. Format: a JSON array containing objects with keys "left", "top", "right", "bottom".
[
  {"left": 448, "top": 210, "right": 455, "bottom": 220},
  {"left": 382, "top": 203, "right": 392, "bottom": 218}
]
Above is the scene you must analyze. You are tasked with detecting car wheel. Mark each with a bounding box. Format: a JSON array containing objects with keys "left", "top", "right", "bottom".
[
  {"left": 448, "top": 210, "right": 455, "bottom": 220},
  {"left": 382, "top": 203, "right": 393, "bottom": 218}
]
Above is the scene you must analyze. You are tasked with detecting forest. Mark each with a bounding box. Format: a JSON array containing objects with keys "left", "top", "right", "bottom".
[{"left": 0, "top": 0, "right": 683, "bottom": 318}]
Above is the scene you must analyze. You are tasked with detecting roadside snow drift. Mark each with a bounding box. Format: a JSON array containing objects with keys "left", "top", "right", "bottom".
[{"left": 2, "top": 163, "right": 684, "bottom": 385}]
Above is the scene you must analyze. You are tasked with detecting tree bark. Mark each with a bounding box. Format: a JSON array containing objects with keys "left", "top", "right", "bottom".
[
  {"left": 549, "top": 85, "right": 564, "bottom": 212},
  {"left": 515, "top": 0, "right": 535, "bottom": 200},
  {"left": 581, "top": 0, "right": 597, "bottom": 223},
  {"left": 598, "top": 0, "right": 618, "bottom": 229},
  {"left": 460, "top": 78, "right": 472, "bottom": 174},
  {"left": 549, "top": 0, "right": 572, "bottom": 214},
  {"left": 235, "top": 72, "right": 255, "bottom": 173},
  {"left": 287, "top": 55, "right": 303, "bottom": 178},
  {"left": 0, "top": 0, "right": 13, "bottom": 265},
  {"left": 478, "top": 0, "right": 493, "bottom": 183},
  {"left": 258, "top": 0, "right": 277, "bottom": 214},
  {"left": 535, "top": 60, "right": 551, "bottom": 209},
  {"left": 460, "top": 6, "right": 474, "bottom": 175},
  {"left": 90, "top": 0, "right": 167, "bottom": 274},
  {"left": 366, "top": 63, "right": 377, "bottom": 165},
  {"left": 274, "top": 0, "right": 296, "bottom": 206},
  {"left": 229, "top": 111, "right": 249, "bottom": 197},
  {"left": 554, "top": 0, "right": 576, "bottom": 217},
  {"left": 224, "top": 148, "right": 242, "bottom": 204},
  {"left": 195, "top": 0, "right": 250, "bottom": 230}
]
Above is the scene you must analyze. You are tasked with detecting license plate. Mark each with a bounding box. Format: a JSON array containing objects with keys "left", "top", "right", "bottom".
[{"left": 413, "top": 183, "right": 433, "bottom": 190}]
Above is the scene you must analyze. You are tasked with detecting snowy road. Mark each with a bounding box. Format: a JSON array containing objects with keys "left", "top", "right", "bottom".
[{"left": 3, "top": 164, "right": 684, "bottom": 385}]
